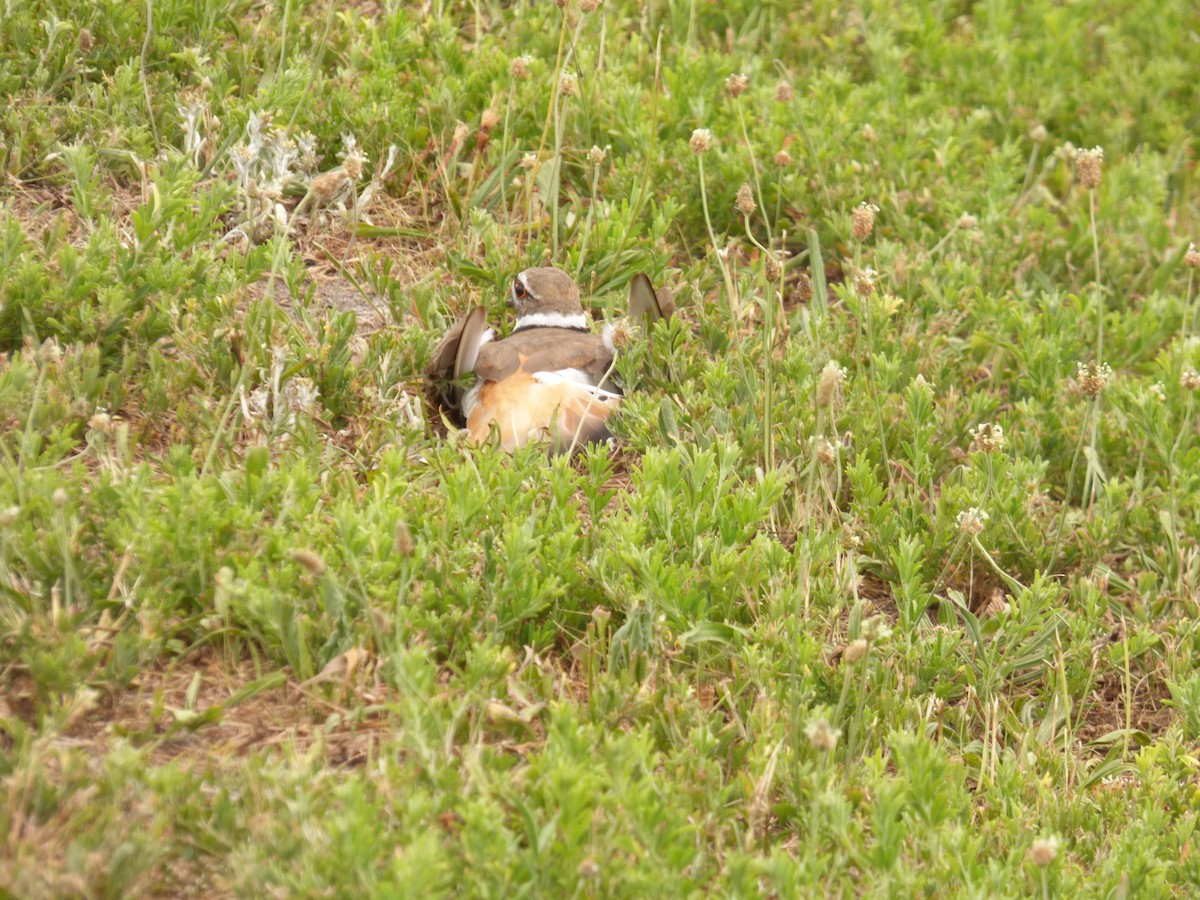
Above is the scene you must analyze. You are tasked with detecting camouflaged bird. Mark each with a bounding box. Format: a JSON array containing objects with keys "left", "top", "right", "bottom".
[{"left": 424, "top": 267, "right": 672, "bottom": 452}]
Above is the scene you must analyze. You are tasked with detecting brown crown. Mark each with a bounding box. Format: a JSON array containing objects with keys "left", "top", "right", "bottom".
[{"left": 514, "top": 267, "right": 584, "bottom": 317}]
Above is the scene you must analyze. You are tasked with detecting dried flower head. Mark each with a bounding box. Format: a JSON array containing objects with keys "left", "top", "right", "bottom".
[
  {"left": 78, "top": 28, "right": 94, "bottom": 54},
  {"left": 793, "top": 272, "right": 814, "bottom": 303},
  {"left": 805, "top": 716, "right": 841, "bottom": 752},
  {"left": 577, "top": 857, "right": 601, "bottom": 878},
  {"left": 814, "top": 436, "right": 837, "bottom": 465},
  {"left": 289, "top": 548, "right": 326, "bottom": 575},
  {"left": 861, "top": 615, "right": 892, "bottom": 643},
  {"left": 1181, "top": 367, "right": 1200, "bottom": 392},
  {"left": 559, "top": 71, "right": 579, "bottom": 98},
  {"left": 815, "top": 361, "right": 847, "bottom": 409},
  {"left": 88, "top": 408, "right": 114, "bottom": 434},
  {"left": 579, "top": 0, "right": 603, "bottom": 11},
  {"left": 957, "top": 212, "right": 978, "bottom": 231},
  {"left": 969, "top": 422, "right": 1006, "bottom": 454},
  {"left": 1185, "top": 242, "right": 1200, "bottom": 269},
  {"left": 587, "top": 145, "right": 606, "bottom": 165},
  {"left": 1029, "top": 123, "right": 1048, "bottom": 143},
  {"left": 764, "top": 254, "right": 782, "bottom": 282},
  {"left": 604, "top": 318, "right": 637, "bottom": 351},
  {"left": 725, "top": 73, "right": 749, "bottom": 97},
  {"left": 394, "top": 521, "right": 415, "bottom": 556},
  {"left": 862, "top": 123, "right": 877, "bottom": 143},
  {"left": 843, "top": 639, "right": 869, "bottom": 664},
  {"left": 774, "top": 148, "right": 792, "bottom": 167},
  {"left": 520, "top": 152, "right": 538, "bottom": 170},
  {"left": 480, "top": 108, "right": 501, "bottom": 131},
  {"left": 854, "top": 266, "right": 877, "bottom": 297},
  {"left": 956, "top": 507, "right": 989, "bottom": 536},
  {"left": 735, "top": 182, "right": 756, "bottom": 216},
  {"left": 510, "top": 55, "right": 532, "bottom": 79},
  {"left": 339, "top": 134, "right": 366, "bottom": 183},
  {"left": 1076, "top": 361, "right": 1113, "bottom": 397},
  {"left": 0, "top": 506, "right": 18, "bottom": 528},
  {"left": 1028, "top": 836, "right": 1060, "bottom": 867},
  {"left": 309, "top": 168, "right": 351, "bottom": 203},
  {"left": 774, "top": 81, "right": 794, "bottom": 103},
  {"left": 52, "top": 488, "right": 68, "bottom": 509},
  {"left": 689, "top": 128, "right": 713, "bottom": 154},
  {"left": 1074, "top": 146, "right": 1104, "bottom": 190},
  {"left": 851, "top": 201, "right": 879, "bottom": 240}
]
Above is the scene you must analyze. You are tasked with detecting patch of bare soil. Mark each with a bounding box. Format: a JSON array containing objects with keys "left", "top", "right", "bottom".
[
  {"left": 33, "top": 647, "right": 388, "bottom": 771},
  {"left": 1077, "top": 667, "right": 1173, "bottom": 747}
]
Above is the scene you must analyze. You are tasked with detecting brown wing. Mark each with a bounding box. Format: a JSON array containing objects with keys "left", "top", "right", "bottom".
[
  {"left": 628, "top": 273, "right": 675, "bottom": 325},
  {"left": 473, "top": 329, "right": 614, "bottom": 384},
  {"left": 424, "top": 306, "right": 487, "bottom": 428}
]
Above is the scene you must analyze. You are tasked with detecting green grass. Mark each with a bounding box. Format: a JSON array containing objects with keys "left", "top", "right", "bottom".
[{"left": 2, "top": 0, "right": 1200, "bottom": 895}]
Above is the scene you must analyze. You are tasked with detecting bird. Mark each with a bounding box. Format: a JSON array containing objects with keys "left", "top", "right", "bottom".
[{"left": 424, "top": 267, "right": 672, "bottom": 452}]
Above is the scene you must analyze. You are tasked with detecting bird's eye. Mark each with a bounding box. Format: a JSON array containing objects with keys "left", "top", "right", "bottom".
[{"left": 513, "top": 279, "right": 527, "bottom": 300}]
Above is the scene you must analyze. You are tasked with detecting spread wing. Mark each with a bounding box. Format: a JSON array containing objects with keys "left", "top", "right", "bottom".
[
  {"left": 424, "top": 306, "right": 488, "bottom": 427},
  {"left": 628, "top": 273, "right": 675, "bottom": 325}
]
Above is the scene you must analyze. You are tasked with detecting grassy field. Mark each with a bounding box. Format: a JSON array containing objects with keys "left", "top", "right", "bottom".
[{"left": 2, "top": 0, "right": 1200, "bottom": 895}]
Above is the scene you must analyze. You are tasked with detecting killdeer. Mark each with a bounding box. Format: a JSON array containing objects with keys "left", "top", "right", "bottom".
[{"left": 425, "top": 267, "right": 671, "bottom": 452}]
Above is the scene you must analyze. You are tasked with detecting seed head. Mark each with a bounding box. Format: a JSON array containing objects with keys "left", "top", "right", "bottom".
[
  {"left": 793, "top": 272, "right": 814, "bottom": 303},
  {"left": 1076, "top": 361, "right": 1113, "bottom": 397},
  {"left": 1185, "top": 242, "right": 1200, "bottom": 269},
  {"left": 851, "top": 201, "right": 879, "bottom": 241},
  {"left": 588, "top": 145, "right": 606, "bottom": 166},
  {"left": 520, "top": 152, "right": 538, "bottom": 170},
  {"left": 78, "top": 28, "right": 94, "bottom": 54},
  {"left": 0, "top": 506, "right": 19, "bottom": 527},
  {"left": 88, "top": 409, "right": 114, "bottom": 434},
  {"left": 480, "top": 108, "right": 500, "bottom": 131},
  {"left": 725, "top": 73, "right": 749, "bottom": 97},
  {"left": 394, "top": 521, "right": 415, "bottom": 556},
  {"left": 815, "top": 361, "right": 847, "bottom": 409},
  {"left": 854, "top": 266, "right": 877, "bottom": 297},
  {"left": 735, "top": 182, "right": 756, "bottom": 216},
  {"left": 577, "top": 857, "right": 601, "bottom": 878},
  {"left": 814, "top": 436, "right": 837, "bottom": 465},
  {"left": 862, "top": 123, "right": 876, "bottom": 143},
  {"left": 606, "top": 317, "right": 637, "bottom": 351},
  {"left": 290, "top": 548, "right": 327, "bottom": 576},
  {"left": 1028, "top": 836, "right": 1060, "bottom": 867},
  {"left": 805, "top": 716, "right": 841, "bottom": 752},
  {"left": 559, "top": 71, "right": 579, "bottom": 98},
  {"left": 774, "top": 149, "right": 792, "bottom": 167},
  {"left": 579, "top": 0, "right": 603, "bottom": 11},
  {"left": 52, "top": 488, "right": 68, "bottom": 509},
  {"left": 968, "top": 422, "right": 1006, "bottom": 454},
  {"left": 1029, "top": 123, "right": 1048, "bottom": 143},
  {"left": 689, "top": 128, "right": 713, "bottom": 154},
  {"left": 956, "top": 507, "right": 988, "bottom": 536},
  {"left": 861, "top": 615, "right": 892, "bottom": 643},
  {"left": 510, "top": 56, "right": 532, "bottom": 80},
  {"left": 957, "top": 212, "right": 977, "bottom": 231},
  {"left": 774, "top": 81, "right": 794, "bottom": 103},
  {"left": 764, "top": 255, "right": 782, "bottom": 282},
  {"left": 1181, "top": 367, "right": 1200, "bottom": 392},
  {"left": 309, "top": 168, "right": 351, "bottom": 203},
  {"left": 843, "top": 639, "right": 869, "bottom": 664},
  {"left": 1074, "top": 146, "right": 1104, "bottom": 190}
]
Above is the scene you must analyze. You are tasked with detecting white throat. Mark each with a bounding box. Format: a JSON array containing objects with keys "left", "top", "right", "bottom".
[{"left": 514, "top": 311, "right": 588, "bottom": 331}]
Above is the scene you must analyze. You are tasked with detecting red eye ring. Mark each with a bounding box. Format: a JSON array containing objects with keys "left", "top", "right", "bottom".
[{"left": 513, "top": 279, "right": 527, "bottom": 299}]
